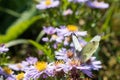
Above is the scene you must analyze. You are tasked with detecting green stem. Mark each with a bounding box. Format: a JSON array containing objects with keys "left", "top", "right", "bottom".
[
  {"left": 36, "top": 30, "right": 45, "bottom": 42},
  {"left": 5, "top": 39, "right": 29, "bottom": 47},
  {"left": 0, "top": 6, "right": 20, "bottom": 17}
]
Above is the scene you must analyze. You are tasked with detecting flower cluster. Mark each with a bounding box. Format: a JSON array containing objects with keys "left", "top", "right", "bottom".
[
  {"left": 0, "top": 26, "right": 102, "bottom": 80},
  {"left": 42, "top": 25, "right": 87, "bottom": 49},
  {"left": 36, "top": 0, "right": 109, "bottom": 10},
  {"left": 69, "top": 0, "right": 109, "bottom": 9},
  {"left": 0, "top": 53, "right": 102, "bottom": 80},
  {"left": 36, "top": 0, "right": 60, "bottom": 10},
  {"left": 0, "top": 44, "right": 9, "bottom": 54}
]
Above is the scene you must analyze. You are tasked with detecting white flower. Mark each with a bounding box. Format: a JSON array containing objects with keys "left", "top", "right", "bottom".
[{"left": 36, "top": 0, "right": 60, "bottom": 10}]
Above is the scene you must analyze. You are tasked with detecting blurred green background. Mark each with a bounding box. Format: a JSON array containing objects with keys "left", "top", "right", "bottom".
[{"left": 0, "top": 0, "right": 120, "bottom": 80}]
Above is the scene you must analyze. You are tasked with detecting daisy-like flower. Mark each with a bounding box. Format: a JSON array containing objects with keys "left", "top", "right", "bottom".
[
  {"left": 42, "top": 26, "right": 87, "bottom": 48},
  {"left": 86, "top": 57, "right": 102, "bottom": 70},
  {"left": 55, "top": 25, "right": 87, "bottom": 47},
  {"left": 36, "top": 0, "right": 60, "bottom": 10},
  {"left": 56, "top": 25, "right": 87, "bottom": 37},
  {"left": 24, "top": 61, "right": 54, "bottom": 80},
  {"left": 8, "top": 57, "right": 38, "bottom": 71},
  {"left": 49, "top": 60, "right": 70, "bottom": 77},
  {"left": 86, "top": 0, "right": 109, "bottom": 9},
  {"left": 8, "top": 62, "right": 30, "bottom": 72},
  {"left": 81, "top": 57, "right": 102, "bottom": 77},
  {"left": 0, "top": 67, "right": 15, "bottom": 80},
  {"left": 42, "top": 26, "right": 59, "bottom": 43},
  {"left": 68, "top": 0, "right": 88, "bottom": 3},
  {"left": 55, "top": 48, "right": 91, "bottom": 77},
  {"left": 55, "top": 48, "right": 74, "bottom": 62},
  {"left": 55, "top": 47, "right": 102, "bottom": 78},
  {"left": 67, "top": 56, "right": 102, "bottom": 77},
  {"left": 43, "top": 26, "right": 56, "bottom": 35},
  {"left": 66, "top": 59, "right": 92, "bottom": 79},
  {"left": 0, "top": 44, "right": 9, "bottom": 53},
  {"left": 66, "top": 59, "right": 90, "bottom": 70}
]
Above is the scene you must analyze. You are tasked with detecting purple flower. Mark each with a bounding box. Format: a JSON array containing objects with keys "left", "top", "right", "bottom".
[
  {"left": 43, "top": 26, "right": 56, "bottom": 35},
  {"left": 25, "top": 57, "right": 38, "bottom": 65},
  {"left": 55, "top": 26, "right": 68, "bottom": 36},
  {"left": 87, "top": 57, "right": 102, "bottom": 70},
  {"left": 6, "top": 76, "right": 15, "bottom": 80},
  {"left": 0, "top": 67, "right": 15, "bottom": 80},
  {"left": 0, "top": 45, "right": 9, "bottom": 53},
  {"left": 8, "top": 63, "right": 26, "bottom": 71},
  {"left": 86, "top": 0, "right": 109, "bottom": 9},
  {"left": 56, "top": 25, "right": 87, "bottom": 37},
  {"left": 24, "top": 61, "right": 54, "bottom": 79},
  {"left": 50, "top": 34, "right": 64, "bottom": 43},
  {"left": 55, "top": 47, "right": 102, "bottom": 78},
  {"left": 8, "top": 57, "right": 38, "bottom": 71},
  {"left": 55, "top": 48, "right": 71, "bottom": 62},
  {"left": 36, "top": 0, "right": 60, "bottom": 10},
  {"left": 76, "top": 0, "right": 88, "bottom": 3},
  {"left": 82, "top": 69, "right": 93, "bottom": 77},
  {"left": 80, "top": 57, "right": 102, "bottom": 77},
  {"left": 42, "top": 37, "right": 49, "bottom": 42},
  {"left": 49, "top": 61, "right": 70, "bottom": 73},
  {"left": 68, "top": 0, "right": 88, "bottom": 3}
]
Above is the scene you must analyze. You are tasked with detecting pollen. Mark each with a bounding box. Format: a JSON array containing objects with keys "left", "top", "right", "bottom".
[
  {"left": 55, "top": 60, "right": 64, "bottom": 66},
  {"left": 69, "top": 59, "right": 80, "bottom": 66},
  {"left": 16, "top": 63, "right": 22, "bottom": 69},
  {"left": 16, "top": 72, "right": 24, "bottom": 80},
  {"left": 34, "top": 61, "right": 47, "bottom": 71},
  {"left": 3, "top": 67, "right": 13, "bottom": 75},
  {"left": 66, "top": 50, "right": 74, "bottom": 58},
  {"left": 67, "top": 25, "right": 78, "bottom": 32},
  {"left": 45, "top": 0, "right": 52, "bottom": 5}
]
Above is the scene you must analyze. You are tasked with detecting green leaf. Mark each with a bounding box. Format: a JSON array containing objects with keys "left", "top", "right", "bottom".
[
  {"left": 36, "top": 30, "right": 45, "bottom": 42},
  {"left": 5, "top": 39, "right": 29, "bottom": 47},
  {"left": 0, "top": 6, "right": 40, "bottom": 43},
  {"left": 101, "top": 4, "right": 114, "bottom": 32},
  {"left": 5, "top": 39, "right": 54, "bottom": 61},
  {"left": 28, "top": 40, "right": 54, "bottom": 61}
]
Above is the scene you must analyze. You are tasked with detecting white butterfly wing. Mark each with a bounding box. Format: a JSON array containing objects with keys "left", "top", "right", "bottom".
[
  {"left": 72, "top": 35, "right": 82, "bottom": 52},
  {"left": 80, "top": 35, "right": 101, "bottom": 63},
  {"left": 90, "top": 35, "right": 101, "bottom": 42}
]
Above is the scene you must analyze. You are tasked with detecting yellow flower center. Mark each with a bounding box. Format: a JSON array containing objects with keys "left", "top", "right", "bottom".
[
  {"left": 34, "top": 61, "right": 47, "bottom": 71},
  {"left": 16, "top": 72, "right": 24, "bottom": 80},
  {"left": 55, "top": 60, "right": 64, "bottom": 66},
  {"left": 67, "top": 25, "right": 78, "bottom": 32},
  {"left": 45, "top": 0, "right": 52, "bottom": 5},
  {"left": 3, "top": 67, "right": 13, "bottom": 75},
  {"left": 52, "top": 34, "right": 58, "bottom": 39}
]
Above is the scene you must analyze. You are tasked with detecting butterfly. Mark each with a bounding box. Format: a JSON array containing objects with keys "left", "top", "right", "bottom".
[{"left": 72, "top": 34, "right": 101, "bottom": 63}]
